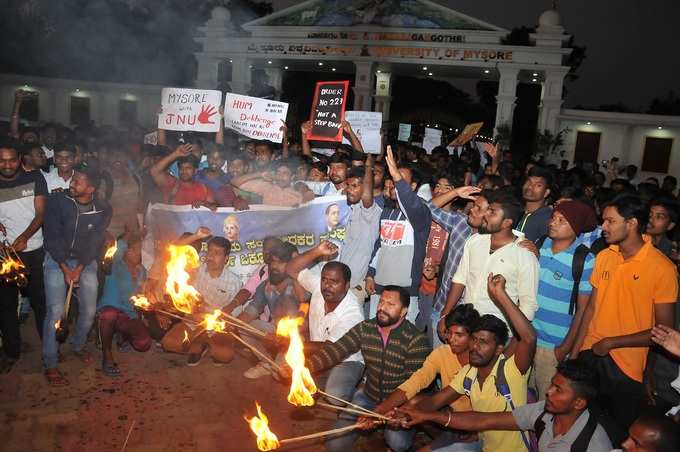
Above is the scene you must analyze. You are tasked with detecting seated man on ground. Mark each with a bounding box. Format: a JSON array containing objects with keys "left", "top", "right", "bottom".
[
  {"left": 280, "top": 285, "right": 431, "bottom": 452},
  {"left": 284, "top": 241, "right": 366, "bottom": 408},
  {"left": 398, "top": 359, "right": 613, "bottom": 452},
  {"left": 375, "top": 304, "right": 479, "bottom": 451},
  {"left": 161, "top": 237, "right": 242, "bottom": 366},
  {"left": 98, "top": 234, "right": 152, "bottom": 377}
]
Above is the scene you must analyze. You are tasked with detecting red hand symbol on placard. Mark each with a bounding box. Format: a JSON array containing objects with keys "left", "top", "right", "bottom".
[{"left": 197, "top": 104, "right": 217, "bottom": 124}]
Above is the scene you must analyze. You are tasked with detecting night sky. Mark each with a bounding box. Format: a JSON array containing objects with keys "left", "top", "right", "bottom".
[{"left": 272, "top": 0, "right": 680, "bottom": 110}]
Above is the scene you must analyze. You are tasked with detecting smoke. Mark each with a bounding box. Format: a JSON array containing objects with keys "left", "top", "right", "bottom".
[{"left": 0, "top": 0, "right": 269, "bottom": 86}]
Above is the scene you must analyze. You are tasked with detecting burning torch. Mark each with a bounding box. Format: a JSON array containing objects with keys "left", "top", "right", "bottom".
[{"left": 0, "top": 239, "right": 28, "bottom": 287}]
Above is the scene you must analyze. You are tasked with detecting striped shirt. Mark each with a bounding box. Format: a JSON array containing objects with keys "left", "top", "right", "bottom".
[
  {"left": 533, "top": 238, "right": 595, "bottom": 349},
  {"left": 308, "top": 319, "right": 431, "bottom": 402}
]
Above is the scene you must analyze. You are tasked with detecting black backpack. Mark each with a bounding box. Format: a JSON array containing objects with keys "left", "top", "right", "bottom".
[
  {"left": 533, "top": 409, "right": 598, "bottom": 452},
  {"left": 534, "top": 236, "right": 605, "bottom": 316}
]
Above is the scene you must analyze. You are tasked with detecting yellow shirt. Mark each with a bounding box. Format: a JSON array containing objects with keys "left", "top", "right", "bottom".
[
  {"left": 583, "top": 238, "right": 678, "bottom": 382},
  {"left": 450, "top": 354, "right": 530, "bottom": 452},
  {"left": 397, "top": 345, "right": 471, "bottom": 412}
]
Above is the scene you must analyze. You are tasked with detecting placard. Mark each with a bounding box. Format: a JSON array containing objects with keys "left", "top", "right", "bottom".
[
  {"left": 398, "top": 123, "right": 411, "bottom": 142},
  {"left": 158, "top": 88, "right": 222, "bottom": 132},
  {"left": 423, "top": 128, "right": 443, "bottom": 153},
  {"left": 224, "top": 93, "right": 289, "bottom": 143},
  {"left": 307, "top": 81, "right": 350, "bottom": 142},
  {"left": 449, "top": 122, "right": 483, "bottom": 146},
  {"left": 143, "top": 131, "right": 158, "bottom": 145},
  {"left": 342, "top": 110, "right": 383, "bottom": 154}
]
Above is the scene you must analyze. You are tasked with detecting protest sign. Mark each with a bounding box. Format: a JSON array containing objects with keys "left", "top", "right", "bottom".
[
  {"left": 158, "top": 88, "right": 222, "bottom": 132},
  {"left": 224, "top": 93, "right": 289, "bottom": 143},
  {"left": 449, "top": 122, "right": 483, "bottom": 146},
  {"left": 342, "top": 110, "right": 383, "bottom": 154},
  {"left": 307, "top": 81, "right": 349, "bottom": 142},
  {"left": 144, "top": 197, "right": 350, "bottom": 284},
  {"left": 398, "top": 123, "right": 412, "bottom": 142},
  {"left": 423, "top": 127, "right": 443, "bottom": 153}
]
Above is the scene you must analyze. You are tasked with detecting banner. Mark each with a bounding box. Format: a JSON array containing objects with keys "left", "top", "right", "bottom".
[
  {"left": 159, "top": 88, "right": 222, "bottom": 132},
  {"left": 398, "top": 123, "right": 411, "bottom": 142},
  {"left": 449, "top": 122, "right": 483, "bottom": 146},
  {"left": 307, "top": 81, "right": 349, "bottom": 142},
  {"left": 342, "top": 110, "right": 382, "bottom": 154},
  {"left": 144, "top": 196, "right": 351, "bottom": 284},
  {"left": 224, "top": 93, "right": 289, "bottom": 143},
  {"left": 423, "top": 127, "right": 442, "bottom": 153}
]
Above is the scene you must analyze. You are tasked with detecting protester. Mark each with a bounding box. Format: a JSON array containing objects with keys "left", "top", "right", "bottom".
[
  {"left": 0, "top": 137, "right": 48, "bottom": 373},
  {"left": 399, "top": 359, "right": 613, "bottom": 452},
  {"left": 571, "top": 194, "right": 678, "bottom": 433},
  {"left": 619, "top": 414, "right": 680, "bottom": 452},
  {"left": 518, "top": 166, "right": 553, "bottom": 242},
  {"left": 43, "top": 143, "right": 76, "bottom": 193},
  {"left": 150, "top": 143, "right": 215, "bottom": 207},
  {"left": 42, "top": 166, "right": 112, "bottom": 386},
  {"left": 230, "top": 160, "right": 305, "bottom": 207}
]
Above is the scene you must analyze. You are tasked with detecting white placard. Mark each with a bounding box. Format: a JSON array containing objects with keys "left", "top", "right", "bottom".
[
  {"left": 224, "top": 93, "right": 289, "bottom": 143},
  {"left": 158, "top": 88, "right": 222, "bottom": 132},
  {"left": 423, "top": 128, "right": 443, "bottom": 153},
  {"left": 398, "top": 123, "right": 411, "bottom": 142},
  {"left": 341, "top": 110, "right": 383, "bottom": 154}
]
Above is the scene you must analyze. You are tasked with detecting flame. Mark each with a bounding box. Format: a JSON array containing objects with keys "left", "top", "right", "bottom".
[
  {"left": 130, "top": 295, "right": 151, "bottom": 310},
  {"left": 103, "top": 242, "right": 118, "bottom": 260},
  {"left": 0, "top": 257, "right": 25, "bottom": 275},
  {"left": 54, "top": 320, "right": 61, "bottom": 330},
  {"left": 164, "top": 245, "right": 201, "bottom": 314},
  {"left": 298, "top": 302, "right": 310, "bottom": 316},
  {"left": 203, "top": 309, "right": 227, "bottom": 333},
  {"left": 182, "top": 330, "right": 189, "bottom": 346},
  {"left": 245, "top": 403, "right": 280, "bottom": 451},
  {"left": 276, "top": 317, "right": 317, "bottom": 406}
]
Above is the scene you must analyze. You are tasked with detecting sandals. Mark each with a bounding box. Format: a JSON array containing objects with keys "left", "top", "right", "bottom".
[
  {"left": 45, "top": 368, "right": 69, "bottom": 386},
  {"left": 102, "top": 362, "right": 121, "bottom": 378}
]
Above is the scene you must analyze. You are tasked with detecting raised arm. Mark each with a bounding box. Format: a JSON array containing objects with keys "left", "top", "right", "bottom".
[
  {"left": 9, "top": 90, "right": 25, "bottom": 139},
  {"left": 487, "top": 273, "right": 537, "bottom": 374},
  {"left": 431, "top": 186, "right": 481, "bottom": 209},
  {"left": 230, "top": 170, "right": 268, "bottom": 189},
  {"left": 280, "top": 121, "right": 289, "bottom": 158},
  {"left": 285, "top": 240, "right": 338, "bottom": 280},
  {"left": 300, "top": 121, "right": 312, "bottom": 157},
  {"left": 150, "top": 144, "right": 191, "bottom": 189},
  {"left": 341, "top": 120, "right": 364, "bottom": 153},
  {"left": 361, "top": 154, "right": 375, "bottom": 208}
]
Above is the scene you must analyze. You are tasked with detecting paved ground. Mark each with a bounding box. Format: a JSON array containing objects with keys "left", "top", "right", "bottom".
[{"left": 0, "top": 318, "right": 401, "bottom": 452}]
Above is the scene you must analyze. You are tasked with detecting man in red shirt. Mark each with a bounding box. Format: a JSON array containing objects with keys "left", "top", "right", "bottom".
[{"left": 150, "top": 144, "right": 215, "bottom": 208}]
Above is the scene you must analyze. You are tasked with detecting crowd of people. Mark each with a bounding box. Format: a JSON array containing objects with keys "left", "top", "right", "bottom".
[{"left": 1, "top": 89, "right": 680, "bottom": 452}]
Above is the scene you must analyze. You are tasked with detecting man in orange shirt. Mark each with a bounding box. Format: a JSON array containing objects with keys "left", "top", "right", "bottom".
[{"left": 571, "top": 194, "right": 677, "bottom": 436}]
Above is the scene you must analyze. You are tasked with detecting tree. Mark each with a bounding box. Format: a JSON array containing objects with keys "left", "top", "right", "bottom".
[{"left": 533, "top": 128, "right": 570, "bottom": 160}]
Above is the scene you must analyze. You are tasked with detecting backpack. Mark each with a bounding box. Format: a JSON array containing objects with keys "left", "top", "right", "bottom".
[
  {"left": 535, "top": 236, "right": 601, "bottom": 316},
  {"left": 533, "top": 408, "right": 598, "bottom": 452},
  {"left": 462, "top": 356, "right": 534, "bottom": 451}
]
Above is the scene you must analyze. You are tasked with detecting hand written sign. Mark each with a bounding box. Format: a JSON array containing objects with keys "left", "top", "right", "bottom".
[
  {"left": 307, "top": 81, "right": 349, "bottom": 142},
  {"left": 158, "top": 88, "right": 222, "bottom": 132}
]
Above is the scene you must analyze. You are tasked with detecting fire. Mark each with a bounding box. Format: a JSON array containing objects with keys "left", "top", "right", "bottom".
[
  {"left": 245, "top": 402, "right": 280, "bottom": 451},
  {"left": 0, "top": 257, "right": 24, "bottom": 275},
  {"left": 203, "top": 309, "right": 227, "bottom": 332},
  {"left": 130, "top": 295, "right": 151, "bottom": 310},
  {"left": 182, "top": 330, "right": 189, "bottom": 346},
  {"left": 164, "top": 245, "right": 201, "bottom": 314},
  {"left": 103, "top": 241, "right": 118, "bottom": 260},
  {"left": 54, "top": 320, "right": 61, "bottom": 330},
  {"left": 276, "top": 317, "right": 317, "bottom": 406}
]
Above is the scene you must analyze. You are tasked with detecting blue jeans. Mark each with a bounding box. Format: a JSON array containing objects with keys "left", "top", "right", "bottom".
[
  {"left": 417, "top": 291, "right": 433, "bottom": 332},
  {"left": 42, "top": 254, "right": 99, "bottom": 369},
  {"left": 317, "top": 361, "right": 365, "bottom": 405},
  {"left": 325, "top": 388, "right": 415, "bottom": 452},
  {"left": 429, "top": 310, "right": 445, "bottom": 349}
]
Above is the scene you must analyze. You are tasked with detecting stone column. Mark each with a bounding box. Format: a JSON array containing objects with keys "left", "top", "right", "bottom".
[
  {"left": 538, "top": 68, "right": 569, "bottom": 135},
  {"left": 230, "top": 57, "right": 252, "bottom": 95},
  {"left": 373, "top": 72, "right": 392, "bottom": 121},
  {"left": 494, "top": 66, "right": 519, "bottom": 132},
  {"left": 195, "top": 55, "right": 220, "bottom": 90},
  {"left": 352, "top": 61, "right": 374, "bottom": 111}
]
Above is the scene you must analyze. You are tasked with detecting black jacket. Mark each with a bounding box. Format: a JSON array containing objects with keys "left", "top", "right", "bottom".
[{"left": 43, "top": 191, "right": 112, "bottom": 266}]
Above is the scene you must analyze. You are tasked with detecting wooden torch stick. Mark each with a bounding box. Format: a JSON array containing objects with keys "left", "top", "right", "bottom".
[
  {"left": 279, "top": 424, "right": 359, "bottom": 445},
  {"left": 229, "top": 332, "right": 281, "bottom": 371},
  {"left": 315, "top": 401, "right": 390, "bottom": 421},
  {"left": 316, "top": 389, "right": 386, "bottom": 419}
]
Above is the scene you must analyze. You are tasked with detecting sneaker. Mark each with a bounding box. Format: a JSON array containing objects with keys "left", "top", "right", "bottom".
[
  {"left": 243, "top": 363, "right": 272, "bottom": 379},
  {"left": 187, "top": 346, "right": 208, "bottom": 367}
]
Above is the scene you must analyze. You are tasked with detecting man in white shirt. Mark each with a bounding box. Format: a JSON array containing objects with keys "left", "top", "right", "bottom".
[
  {"left": 286, "top": 240, "right": 365, "bottom": 404},
  {"left": 42, "top": 143, "right": 76, "bottom": 193},
  {"left": 440, "top": 189, "right": 539, "bottom": 332},
  {"left": 161, "top": 237, "right": 242, "bottom": 366}
]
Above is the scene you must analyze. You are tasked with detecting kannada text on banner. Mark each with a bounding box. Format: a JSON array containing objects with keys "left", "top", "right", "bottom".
[{"left": 144, "top": 196, "right": 351, "bottom": 284}]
